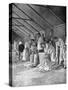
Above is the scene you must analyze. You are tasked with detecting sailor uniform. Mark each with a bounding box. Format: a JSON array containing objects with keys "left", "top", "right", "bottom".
[
  {"left": 22, "top": 42, "right": 30, "bottom": 61},
  {"left": 55, "top": 38, "right": 65, "bottom": 64}
]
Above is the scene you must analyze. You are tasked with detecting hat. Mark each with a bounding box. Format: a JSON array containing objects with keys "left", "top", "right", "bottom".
[
  {"left": 40, "top": 31, "right": 45, "bottom": 36},
  {"left": 19, "top": 41, "right": 22, "bottom": 45},
  {"left": 30, "top": 34, "right": 35, "bottom": 39}
]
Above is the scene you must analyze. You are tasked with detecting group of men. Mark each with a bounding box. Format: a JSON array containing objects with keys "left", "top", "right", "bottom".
[{"left": 19, "top": 31, "right": 66, "bottom": 71}]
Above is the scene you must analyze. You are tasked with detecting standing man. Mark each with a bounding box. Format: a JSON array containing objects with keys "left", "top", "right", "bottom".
[
  {"left": 37, "top": 32, "right": 45, "bottom": 51},
  {"left": 53, "top": 37, "right": 65, "bottom": 65},
  {"left": 18, "top": 41, "right": 24, "bottom": 60},
  {"left": 37, "top": 31, "right": 45, "bottom": 65}
]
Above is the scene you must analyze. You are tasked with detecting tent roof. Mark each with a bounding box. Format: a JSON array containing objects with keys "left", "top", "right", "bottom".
[{"left": 10, "top": 3, "right": 66, "bottom": 39}]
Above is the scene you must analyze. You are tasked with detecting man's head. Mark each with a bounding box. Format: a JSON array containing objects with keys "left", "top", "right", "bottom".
[
  {"left": 35, "top": 32, "right": 41, "bottom": 41},
  {"left": 53, "top": 37, "right": 58, "bottom": 42},
  {"left": 40, "top": 31, "right": 45, "bottom": 37}
]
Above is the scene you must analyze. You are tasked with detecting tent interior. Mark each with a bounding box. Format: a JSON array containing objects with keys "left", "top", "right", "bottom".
[
  {"left": 9, "top": 3, "right": 66, "bottom": 86},
  {"left": 9, "top": 3, "right": 66, "bottom": 44}
]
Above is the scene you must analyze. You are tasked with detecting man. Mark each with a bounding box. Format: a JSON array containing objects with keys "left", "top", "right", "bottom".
[
  {"left": 18, "top": 41, "right": 24, "bottom": 60},
  {"left": 22, "top": 41, "right": 30, "bottom": 61},
  {"left": 37, "top": 32, "right": 46, "bottom": 68},
  {"left": 30, "top": 39, "right": 39, "bottom": 66},
  {"left": 37, "top": 32, "right": 45, "bottom": 51},
  {"left": 53, "top": 37, "right": 65, "bottom": 65}
]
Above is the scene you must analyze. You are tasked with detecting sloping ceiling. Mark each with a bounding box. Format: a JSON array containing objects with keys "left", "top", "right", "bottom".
[{"left": 9, "top": 3, "right": 66, "bottom": 40}]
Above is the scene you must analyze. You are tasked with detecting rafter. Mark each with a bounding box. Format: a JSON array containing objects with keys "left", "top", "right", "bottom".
[
  {"left": 48, "top": 7, "right": 64, "bottom": 23},
  {"left": 12, "top": 17, "right": 32, "bottom": 21},
  {"left": 27, "top": 4, "right": 53, "bottom": 29},
  {"left": 13, "top": 18, "right": 34, "bottom": 34},
  {"left": 12, "top": 3, "right": 46, "bottom": 31},
  {"left": 12, "top": 25, "right": 29, "bottom": 36},
  {"left": 13, "top": 25, "right": 30, "bottom": 35},
  {"left": 13, "top": 11, "right": 39, "bottom": 33},
  {"left": 12, "top": 29, "right": 25, "bottom": 38}
]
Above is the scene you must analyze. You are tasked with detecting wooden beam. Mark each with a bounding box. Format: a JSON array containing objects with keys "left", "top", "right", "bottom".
[
  {"left": 12, "top": 26, "right": 29, "bottom": 36},
  {"left": 13, "top": 18, "right": 34, "bottom": 34},
  {"left": 12, "top": 29, "right": 25, "bottom": 38},
  {"left": 13, "top": 11, "right": 39, "bottom": 33},
  {"left": 12, "top": 3, "right": 46, "bottom": 31},
  {"left": 27, "top": 4, "right": 53, "bottom": 29},
  {"left": 48, "top": 7, "right": 64, "bottom": 23},
  {"left": 12, "top": 17, "right": 32, "bottom": 21}
]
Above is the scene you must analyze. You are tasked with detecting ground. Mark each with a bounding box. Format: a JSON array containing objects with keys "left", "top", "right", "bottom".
[{"left": 11, "top": 61, "right": 66, "bottom": 87}]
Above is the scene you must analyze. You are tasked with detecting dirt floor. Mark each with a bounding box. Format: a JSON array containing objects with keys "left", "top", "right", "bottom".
[{"left": 11, "top": 61, "right": 66, "bottom": 87}]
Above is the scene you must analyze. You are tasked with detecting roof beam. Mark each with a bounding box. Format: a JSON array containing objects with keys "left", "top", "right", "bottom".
[
  {"left": 13, "top": 24, "right": 30, "bottom": 35},
  {"left": 27, "top": 4, "right": 53, "bottom": 29},
  {"left": 12, "top": 25, "right": 29, "bottom": 36},
  {"left": 12, "top": 29, "right": 25, "bottom": 38},
  {"left": 48, "top": 7, "right": 64, "bottom": 23},
  {"left": 13, "top": 18, "right": 34, "bottom": 34},
  {"left": 12, "top": 3, "right": 46, "bottom": 31},
  {"left": 13, "top": 28, "right": 27, "bottom": 36},
  {"left": 13, "top": 11, "right": 39, "bottom": 33},
  {"left": 12, "top": 17, "right": 32, "bottom": 21}
]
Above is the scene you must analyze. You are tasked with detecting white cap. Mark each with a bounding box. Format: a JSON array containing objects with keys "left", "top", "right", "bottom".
[
  {"left": 19, "top": 41, "right": 22, "bottom": 45},
  {"left": 30, "top": 34, "right": 35, "bottom": 39}
]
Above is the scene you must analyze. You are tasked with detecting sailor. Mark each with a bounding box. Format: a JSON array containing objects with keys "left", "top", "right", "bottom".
[
  {"left": 30, "top": 39, "right": 35, "bottom": 64},
  {"left": 43, "top": 41, "right": 56, "bottom": 70},
  {"left": 62, "top": 44, "right": 66, "bottom": 68},
  {"left": 38, "top": 41, "right": 50, "bottom": 71},
  {"left": 53, "top": 37, "right": 65, "bottom": 64},
  {"left": 37, "top": 32, "right": 45, "bottom": 64},
  {"left": 48, "top": 40, "right": 56, "bottom": 62},
  {"left": 37, "top": 32, "right": 45, "bottom": 51},
  {"left": 22, "top": 41, "right": 30, "bottom": 61},
  {"left": 18, "top": 41, "right": 24, "bottom": 60}
]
